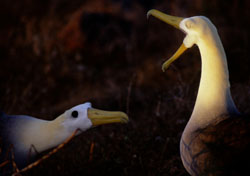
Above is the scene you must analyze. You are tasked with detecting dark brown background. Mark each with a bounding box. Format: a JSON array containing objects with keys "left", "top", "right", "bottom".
[{"left": 1, "top": 0, "right": 250, "bottom": 175}]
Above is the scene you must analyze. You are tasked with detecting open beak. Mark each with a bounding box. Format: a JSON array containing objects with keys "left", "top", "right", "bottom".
[
  {"left": 147, "top": 9, "right": 188, "bottom": 72},
  {"left": 87, "top": 108, "right": 129, "bottom": 126}
]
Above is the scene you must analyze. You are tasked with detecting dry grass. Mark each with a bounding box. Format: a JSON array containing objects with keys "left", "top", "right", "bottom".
[{"left": 1, "top": 0, "right": 250, "bottom": 175}]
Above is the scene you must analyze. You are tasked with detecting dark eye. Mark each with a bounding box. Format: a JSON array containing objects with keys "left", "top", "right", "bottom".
[{"left": 71, "top": 110, "right": 78, "bottom": 118}]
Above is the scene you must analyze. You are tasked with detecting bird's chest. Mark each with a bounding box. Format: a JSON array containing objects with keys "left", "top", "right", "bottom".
[
  {"left": 180, "top": 132, "right": 215, "bottom": 176},
  {"left": 180, "top": 137, "right": 202, "bottom": 175}
]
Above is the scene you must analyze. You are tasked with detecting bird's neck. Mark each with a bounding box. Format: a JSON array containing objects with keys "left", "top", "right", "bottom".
[
  {"left": 16, "top": 115, "right": 70, "bottom": 155},
  {"left": 185, "top": 30, "right": 239, "bottom": 134}
]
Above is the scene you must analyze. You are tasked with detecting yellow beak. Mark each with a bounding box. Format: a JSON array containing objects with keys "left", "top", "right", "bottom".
[
  {"left": 87, "top": 108, "right": 129, "bottom": 126},
  {"left": 147, "top": 9, "right": 188, "bottom": 72}
]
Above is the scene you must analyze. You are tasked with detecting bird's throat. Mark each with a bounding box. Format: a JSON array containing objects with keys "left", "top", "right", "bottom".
[
  {"left": 186, "top": 30, "right": 239, "bottom": 132},
  {"left": 15, "top": 115, "right": 68, "bottom": 156}
]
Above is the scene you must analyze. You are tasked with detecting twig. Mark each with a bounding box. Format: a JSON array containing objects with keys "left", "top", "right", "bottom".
[
  {"left": 0, "top": 144, "right": 11, "bottom": 168},
  {"left": 11, "top": 145, "right": 20, "bottom": 173},
  {"left": 88, "top": 142, "right": 95, "bottom": 162},
  {"left": 12, "top": 129, "right": 81, "bottom": 176},
  {"left": 0, "top": 144, "right": 18, "bottom": 175},
  {"left": 155, "top": 96, "right": 161, "bottom": 117},
  {"left": 28, "top": 144, "right": 39, "bottom": 162},
  {"left": 0, "top": 160, "right": 10, "bottom": 168},
  {"left": 126, "top": 74, "right": 136, "bottom": 115}
]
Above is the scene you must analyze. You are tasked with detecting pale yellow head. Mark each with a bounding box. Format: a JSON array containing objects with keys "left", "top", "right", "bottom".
[{"left": 147, "top": 9, "right": 219, "bottom": 72}]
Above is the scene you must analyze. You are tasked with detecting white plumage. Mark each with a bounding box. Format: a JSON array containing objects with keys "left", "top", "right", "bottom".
[
  {"left": 148, "top": 9, "right": 250, "bottom": 175},
  {"left": 0, "top": 102, "right": 128, "bottom": 171}
]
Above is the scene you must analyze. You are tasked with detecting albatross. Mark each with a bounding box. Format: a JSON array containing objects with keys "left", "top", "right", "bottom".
[
  {"left": 0, "top": 102, "right": 128, "bottom": 171},
  {"left": 148, "top": 9, "right": 250, "bottom": 175}
]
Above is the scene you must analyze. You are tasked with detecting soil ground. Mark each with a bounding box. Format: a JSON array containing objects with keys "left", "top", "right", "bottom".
[{"left": 1, "top": 0, "right": 250, "bottom": 175}]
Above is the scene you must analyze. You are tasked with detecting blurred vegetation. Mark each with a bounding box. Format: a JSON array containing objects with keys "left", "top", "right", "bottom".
[{"left": 0, "top": 0, "right": 250, "bottom": 175}]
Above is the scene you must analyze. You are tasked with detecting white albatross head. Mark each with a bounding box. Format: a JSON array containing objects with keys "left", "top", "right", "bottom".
[
  {"left": 147, "top": 9, "right": 219, "bottom": 71},
  {"left": 179, "top": 16, "right": 218, "bottom": 48},
  {"left": 59, "top": 102, "right": 129, "bottom": 134}
]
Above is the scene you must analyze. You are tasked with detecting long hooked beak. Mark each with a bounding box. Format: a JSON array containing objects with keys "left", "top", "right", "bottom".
[
  {"left": 147, "top": 9, "right": 188, "bottom": 72},
  {"left": 88, "top": 108, "right": 129, "bottom": 126}
]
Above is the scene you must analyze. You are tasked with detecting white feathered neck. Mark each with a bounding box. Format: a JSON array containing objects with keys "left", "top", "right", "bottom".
[
  {"left": 15, "top": 114, "right": 69, "bottom": 154},
  {"left": 181, "top": 17, "right": 239, "bottom": 135}
]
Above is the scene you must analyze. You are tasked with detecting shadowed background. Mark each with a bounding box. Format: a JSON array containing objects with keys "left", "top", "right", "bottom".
[{"left": 0, "top": 0, "right": 250, "bottom": 175}]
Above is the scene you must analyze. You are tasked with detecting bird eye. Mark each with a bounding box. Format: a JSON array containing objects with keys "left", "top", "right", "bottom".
[
  {"left": 71, "top": 110, "right": 78, "bottom": 118},
  {"left": 185, "top": 21, "right": 193, "bottom": 29}
]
